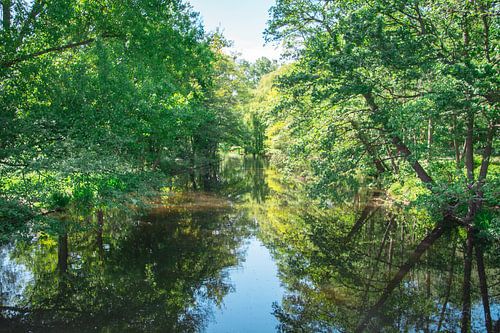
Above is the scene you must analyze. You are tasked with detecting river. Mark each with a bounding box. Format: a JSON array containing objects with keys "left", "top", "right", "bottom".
[{"left": 0, "top": 155, "right": 498, "bottom": 332}]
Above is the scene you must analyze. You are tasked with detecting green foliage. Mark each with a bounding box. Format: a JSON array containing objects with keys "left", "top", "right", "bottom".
[
  {"left": 48, "top": 191, "right": 71, "bottom": 210},
  {"left": 0, "top": 0, "right": 250, "bottom": 230},
  {"left": 260, "top": 0, "right": 499, "bottom": 225},
  {"left": 0, "top": 198, "right": 33, "bottom": 243},
  {"left": 239, "top": 57, "right": 279, "bottom": 87}
]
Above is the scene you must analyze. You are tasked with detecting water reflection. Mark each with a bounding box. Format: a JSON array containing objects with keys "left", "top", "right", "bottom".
[
  {"left": 254, "top": 174, "right": 500, "bottom": 332},
  {"left": 0, "top": 155, "right": 498, "bottom": 332},
  {"left": 0, "top": 194, "right": 252, "bottom": 331}
]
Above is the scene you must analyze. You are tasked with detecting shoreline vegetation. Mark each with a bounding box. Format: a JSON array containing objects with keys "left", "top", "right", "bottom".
[{"left": 1, "top": 0, "right": 498, "bottom": 332}]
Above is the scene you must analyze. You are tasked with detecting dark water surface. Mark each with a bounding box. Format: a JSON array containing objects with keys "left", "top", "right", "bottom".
[{"left": 0, "top": 156, "right": 498, "bottom": 332}]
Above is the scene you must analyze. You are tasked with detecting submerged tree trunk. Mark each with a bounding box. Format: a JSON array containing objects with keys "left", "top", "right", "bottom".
[
  {"left": 387, "top": 231, "right": 394, "bottom": 274},
  {"left": 363, "top": 217, "right": 394, "bottom": 301},
  {"left": 425, "top": 261, "right": 431, "bottom": 333}
]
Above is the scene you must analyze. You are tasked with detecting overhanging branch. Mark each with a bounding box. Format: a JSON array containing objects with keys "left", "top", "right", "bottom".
[{"left": 1, "top": 33, "right": 123, "bottom": 69}]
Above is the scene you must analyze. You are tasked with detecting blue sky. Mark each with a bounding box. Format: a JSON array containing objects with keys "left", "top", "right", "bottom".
[{"left": 188, "top": 0, "right": 281, "bottom": 62}]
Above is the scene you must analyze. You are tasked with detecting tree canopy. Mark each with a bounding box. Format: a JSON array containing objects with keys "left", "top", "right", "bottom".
[{"left": 0, "top": 1, "right": 498, "bottom": 332}]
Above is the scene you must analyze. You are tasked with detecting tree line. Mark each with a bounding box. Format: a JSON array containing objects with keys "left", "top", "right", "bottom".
[
  {"left": 256, "top": 1, "right": 498, "bottom": 332},
  {"left": 1, "top": 0, "right": 498, "bottom": 331},
  {"left": 0, "top": 0, "right": 277, "bottom": 236}
]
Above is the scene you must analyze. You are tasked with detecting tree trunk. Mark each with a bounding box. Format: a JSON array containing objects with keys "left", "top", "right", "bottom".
[
  {"left": 465, "top": 113, "right": 474, "bottom": 182},
  {"left": 2, "top": 0, "right": 11, "bottom": 31},
  {"left": 386, "top": 146, "right": 399, "bottom": 174},
  {"left": 362, "top": 93, "right": 434, "bottom": 185},
  {"left": 476, "top": 246, "right": 493, "bottom": 333},
  {"left": 391, "top": 136, "right": 434, "bottom": 184},
  {"left": 387, "top": 232, "right": 394, "bottom": 274},
  {"left": 461, "top": 230, "right": 473, "bottom": 333},
  {"left": 479, "top": 2, "right": 491, "bottom": 62},
  {"left": 453, "top": 116, "right": 461, "bottom": 169},
  {"left": 350, "top": 120, "right": 386, "bottom": 174},
  {"left": 427, "top": 118, "right": 433, "bottom": 160},
  {"left": 478, "top": 123, "right": 496, "bottom": 183},
  {"left": 190, "top": 138, "right": 197, "bottom": 190},
  {"left": 437, "top": 241, "right": 457, "bottom": 332}
]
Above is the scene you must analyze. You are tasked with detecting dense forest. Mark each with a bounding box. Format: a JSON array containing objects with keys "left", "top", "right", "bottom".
[
  {"left": 0, "top": 0, "right": 274, "bottom": 232},
  {"left": 0, "top": 0, "right": 498, "bottom": 332}
]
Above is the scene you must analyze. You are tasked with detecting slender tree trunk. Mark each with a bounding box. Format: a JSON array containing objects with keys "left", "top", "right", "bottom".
[
  {"left": 461, "top": 230, "right": 474, "bottom": 333},
  {"left": 476, "top": 246, "right": 493, "bottom": 333},
  {"left": 453, "top": 116, "right": 461, "bottom": 169},
  {"left": 354, "top": 191, "right": 360, "bottom": 209},
  {"left": 461, "top": 140, "right": 467, "bottom": 164},
  {"left": 478, "top": 123, "right": 495, "bottom": 183},
  {"left": 190, "top": 138, "right": 197, "bottom": 190},
  {"left": 427, "top": 118, "right": 433, "bottom": 161},
  {"left": 437, "top": 241, "right": 457, "bottom": 332},
  {"left": 479, "top": 2, "right": 491, "bottom": 62},
  {"left": 386, "top": 146, "right": 399, "bottom": 174},
  {"left": 465, "top": 113, "right": 475, "bottom": 182},
  {"left": 362, "top": 93, "right": 434, "bottom": 185},
  {"left": 2, "top": 0, "right": 11, "bottom": 31},
  {"left": 350, "top": 120, "right": 386, "bottom": 174},
  {"left": 401, "top": 221, "right": 405, "bottom": 257}
]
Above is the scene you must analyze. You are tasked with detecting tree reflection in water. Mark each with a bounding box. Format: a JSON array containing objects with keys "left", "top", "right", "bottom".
[
  {"left": 0, "top": 156, "right": 498, "bottom": 332},
  {"left": 0, "top": 193, "right": 252, "bottom": 332},
  {"left": 249, "top": 162, "right": 499, "bottom": 332},
  {"left": 218, "top": 156, "right": 499, "bottom": 332}
]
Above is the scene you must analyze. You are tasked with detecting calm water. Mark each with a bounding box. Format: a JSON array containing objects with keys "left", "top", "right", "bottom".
[{"left": 0, "top": 156, "right": 498, "bottom": 332}]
